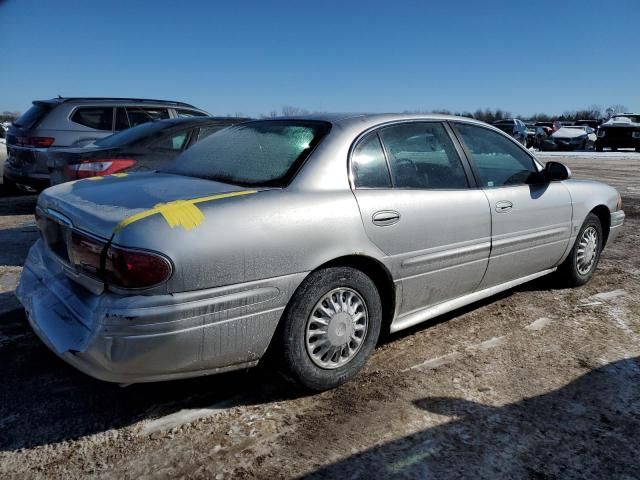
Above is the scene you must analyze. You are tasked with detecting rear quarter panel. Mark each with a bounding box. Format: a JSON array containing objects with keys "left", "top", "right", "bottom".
[{"left": 111, "top": 188, "right": 387, "bottom": 295}]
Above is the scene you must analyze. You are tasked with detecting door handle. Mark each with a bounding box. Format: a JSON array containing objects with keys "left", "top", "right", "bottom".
[
  {"left": 372, "top": 210, "right": 401, "bottom": 226},
  {"left": 495, "top": 200, "right": 513, "bottom": 213}
]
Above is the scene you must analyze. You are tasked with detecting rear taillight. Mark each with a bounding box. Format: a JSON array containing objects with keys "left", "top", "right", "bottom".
[
  {"left": 104, "top": 245, "right": 172, "bottom": 289},
  {"left": 67, "top": 159, "right": 136, "bottom": 179},
  {"left": 17, "top": 136, "right": 55, "bottom": 147},
  {"left": 69, "top": 231, "right": 106, "bottom": 278}
]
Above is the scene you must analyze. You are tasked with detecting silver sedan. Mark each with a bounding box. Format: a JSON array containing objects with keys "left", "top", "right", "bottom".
[{"left": 17, "top": 114, "right": 625, "bottom": 390}]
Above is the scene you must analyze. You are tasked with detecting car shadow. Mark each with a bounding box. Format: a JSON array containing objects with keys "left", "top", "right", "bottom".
[
  {"left": 0, "top": 307, "right": 303, "bottom": 451},
  {"left": 304, "top": 356, "right": 640, "bottom": 479}
]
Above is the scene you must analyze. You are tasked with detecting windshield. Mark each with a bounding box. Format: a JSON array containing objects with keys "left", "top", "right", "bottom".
[
  {"left": 95, "top": 121, "right": 166, "bottom": 147},
  {"left": 165, "top": 120, "right": 331, "bottom": 187}
]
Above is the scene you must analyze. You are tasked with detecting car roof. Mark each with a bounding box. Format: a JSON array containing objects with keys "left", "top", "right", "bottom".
[
  {"left": 35, "top": 97, "right": 201, "bottom": 109},
  {"left": 256, "top": 112, "right": 492, "bottom": 131}
]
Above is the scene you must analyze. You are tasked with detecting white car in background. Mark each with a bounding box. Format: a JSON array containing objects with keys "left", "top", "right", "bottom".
[{"left": 541, "top": 126, "right": 597, "bottom": 151}]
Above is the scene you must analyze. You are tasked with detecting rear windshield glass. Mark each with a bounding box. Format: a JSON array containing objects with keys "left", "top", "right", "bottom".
[
  {"left": 14, "top": 103, "right": 50, "bottom": 128},
  {"left": 164, "top": 120, "right": 331, "bottom": 187},
  {"left": 95, "top": 121, "right": 166, "bottom": 147}
]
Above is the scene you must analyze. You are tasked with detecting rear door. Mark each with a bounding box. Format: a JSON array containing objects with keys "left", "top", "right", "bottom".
[
  {"left": 351, "top": 121, "right": 491, "bottom": 316},
  {"left": 452, "top": 122, "right": 572, "bottom": 289}
]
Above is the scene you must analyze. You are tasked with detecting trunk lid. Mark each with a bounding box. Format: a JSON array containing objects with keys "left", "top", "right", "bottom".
[{"left": 38, "top": 172, "right": 260, "bottom": 240}]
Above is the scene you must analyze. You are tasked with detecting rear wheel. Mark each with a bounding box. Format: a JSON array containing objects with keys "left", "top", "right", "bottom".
[
  {"left": 1, "top": 176, "right": 18, "bottom": 196},
  {"left": 280, "top": 267, "right": 382, "bottom": 391},
  {"left": 557, "top": 213, "right": 603, "bottom": 287}
]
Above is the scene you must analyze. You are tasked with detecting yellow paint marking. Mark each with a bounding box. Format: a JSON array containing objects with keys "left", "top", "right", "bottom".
[
  {"left": 113, "top": 190, "right": 257, "bottom": 234},
  {"left": 87, "top": 176, "right": 104, "bottom": 181},
  {"left": 111, "top": 173, "right": 129, "bottom": 178}
]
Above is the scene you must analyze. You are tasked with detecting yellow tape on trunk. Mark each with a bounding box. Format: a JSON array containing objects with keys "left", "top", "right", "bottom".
[{"left": 113, "top": 190, "right": 257, "bottom": 234}]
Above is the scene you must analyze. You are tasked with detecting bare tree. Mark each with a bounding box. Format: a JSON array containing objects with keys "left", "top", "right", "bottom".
[
  {"left": 605, "top": 104, "right": 628, "bottom": 119},
  {"left": 282, "top": 105, "right": 309, "bottom": 116}
]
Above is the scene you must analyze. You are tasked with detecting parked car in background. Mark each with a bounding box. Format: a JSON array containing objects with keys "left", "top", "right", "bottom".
[
  {"left": 534, "top": 121, "right": 554, "bottom": 136},
  {"left": 575, "top": 119, "right": 601, "bottom": 130},
  {"left": 17, "top": 114, "right": 624, "bottom": 391},
  {"left": 492, "top": 119, "right": 527, "bottom": 145},
  {"left": 525, "top": 124, "right": 547, "bottom": 148},
  {"left": 540, "top": 126, "right": 597, "bottom": 151},
  {"left": 48, "top": 116, "right": 249, "bottom": 185},
  {"left": 595, "top": 113, "right": 640, "bottom": 152},
  {"left": 0, "top": 130, "right": 6, "bottom": 182},
  {"left": 4, "top": 97, "right": 208, "bottom": 192}
]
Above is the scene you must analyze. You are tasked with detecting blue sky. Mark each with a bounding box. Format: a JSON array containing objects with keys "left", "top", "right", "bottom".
[{"left": 1, "top": 0, "right": 638, "bottom": 117}]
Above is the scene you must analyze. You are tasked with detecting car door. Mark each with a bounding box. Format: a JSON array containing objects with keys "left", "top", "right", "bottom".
[
  {"left": 452, "top": 122, "right": 572, "bottom": 289},
  {"left": 351, "top": 122, "right": 491, "bottom": 316}
]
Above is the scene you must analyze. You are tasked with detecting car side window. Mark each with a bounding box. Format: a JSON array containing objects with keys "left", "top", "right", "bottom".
[
  {"left": 351, "top": 134, "right": 392, "bottom": 188},
  {"left": 379, "top": 122, "right": 468, "bottom": 189},
  {"left": 71, "top": 107, "right": 114, "bottom": 131},
  {"left": 126, "top": 107, "right": 170, "bottom": 127},
  {"left": 197, "top": 124, "right": 227, "bottom": 141},
  {"left": 114, "top": 107, "right": 130, "bottom": 131},
  {"left": 152, "top": 131, "right": 189, "bottom": 151},
  {"left": 454, "top": 123, "right": 538, "bottom": 187},
  {"left": 176, "top": 108, "right": 206, "bottom": 118}
]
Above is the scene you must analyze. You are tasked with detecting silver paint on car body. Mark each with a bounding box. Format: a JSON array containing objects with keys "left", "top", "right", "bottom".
[{"left": 16, "top": 113, "right": 626, "bottom": 383}]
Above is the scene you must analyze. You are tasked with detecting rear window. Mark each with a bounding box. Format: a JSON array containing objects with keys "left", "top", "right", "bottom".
[
  {"left": 14, "top": 103, "right": 51, "bottom": 128},
  {"left": 71, "top": 107, "right": 113, "bottom": 130},
  {"left": 165, "top": 120, "right": 331, "bottom": 187},
  {"left": 493, "top": 123, "right": 514, "bottom": 134}
]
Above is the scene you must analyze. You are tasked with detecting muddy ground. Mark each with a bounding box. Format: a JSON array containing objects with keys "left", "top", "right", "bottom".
[{"left": 0, "top": 153, "right": 638, "bottom": 479}]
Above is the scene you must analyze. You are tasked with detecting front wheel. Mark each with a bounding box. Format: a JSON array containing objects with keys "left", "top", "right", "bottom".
[
  {"left": 280, "top": 267, "right": 382, "bottom": 391},
  {"left": 557, "top": 213, "right": 603, "bottom": 287}
]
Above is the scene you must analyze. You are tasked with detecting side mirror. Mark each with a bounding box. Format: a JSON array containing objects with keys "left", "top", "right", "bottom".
[{"left": 545, "top": 161, "right": 571, "bottom": 181}]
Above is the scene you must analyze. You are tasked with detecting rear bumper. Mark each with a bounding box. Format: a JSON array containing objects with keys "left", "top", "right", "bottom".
[
  {"left": 607, "top": 210, "right": 625, "bottom": 245},
  {"left": 17, "top": 240, "right": 306, "bottom": 383},
  {"left": 3, "top": 163, "right": 50, "bottom": 191}
]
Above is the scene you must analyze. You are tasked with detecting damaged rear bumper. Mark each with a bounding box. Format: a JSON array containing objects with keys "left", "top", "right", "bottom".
[{"left": 17, "top": 240, "right": 306, "bottom": 383}]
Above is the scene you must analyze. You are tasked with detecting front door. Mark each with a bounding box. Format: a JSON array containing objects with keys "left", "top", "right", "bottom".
[
  {"left": 452, "top": 122, "right": 572, "bottom": 289},
  {"left": 350, "top": 122, "right": 492, "bottom": 316}
]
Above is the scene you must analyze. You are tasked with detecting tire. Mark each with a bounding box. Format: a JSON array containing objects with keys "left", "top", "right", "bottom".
[
  {"left": 280, "top": 266, "right": 382, "bottom": 391},
  {"left": 1, "top": 176, "right": 19, "bottom": 196},
  {"left": 557, "top": 213, "right": 603, "bottom": 287}
]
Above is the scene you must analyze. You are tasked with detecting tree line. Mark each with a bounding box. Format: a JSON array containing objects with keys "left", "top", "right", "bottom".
[{"left": 260, "top": 104, "right": 630, "bottom": 123}]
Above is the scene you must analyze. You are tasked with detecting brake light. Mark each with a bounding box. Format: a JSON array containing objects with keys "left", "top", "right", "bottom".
[
  {"left": 104, "top": 245, "right": 172, "bottom": 289},
  {"left": 67, "top": 159, "right": 136, "bottom": 179},
  {"left": 69, "top": 231, "right": 106, "bottom": 278},
  {"left": 17, "top": 136, "right": 55, "bottom": 147}
]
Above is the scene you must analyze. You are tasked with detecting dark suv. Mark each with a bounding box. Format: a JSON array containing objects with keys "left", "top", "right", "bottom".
[
  {"left": 492, "top": 119, "right": 528, "bottom": 146},
  {"left": 4, "top": 97, "right": 208, "bottom": 192},
  {"left": 595, "top": 114, "right": 640, "bottom": 152}
]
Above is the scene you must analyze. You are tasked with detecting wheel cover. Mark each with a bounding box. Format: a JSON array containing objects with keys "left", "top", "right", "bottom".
[
  {"left": 305, "top": 287, "right": 369, "bottom": 369},
  {"left": 576, "top": 226, "right": 599, "bottom": 275}
]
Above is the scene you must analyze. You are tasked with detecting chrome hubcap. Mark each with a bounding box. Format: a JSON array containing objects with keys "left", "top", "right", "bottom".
[
  {"left": 576, "top": 226, "right": 599, "bottom": 275},
  {"left": 305, "top": 288, "right": 368, "bottom": 369}
]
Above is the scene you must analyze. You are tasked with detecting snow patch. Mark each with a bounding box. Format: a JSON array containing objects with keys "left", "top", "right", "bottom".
[{"left": 525, "top": 317, "right": 552, "bottom": 331}]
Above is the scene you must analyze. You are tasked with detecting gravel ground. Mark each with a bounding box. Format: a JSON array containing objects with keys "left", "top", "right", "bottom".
[{"left": 0, "top": 152, "right": 638, "bottom": 479}]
